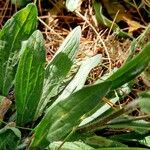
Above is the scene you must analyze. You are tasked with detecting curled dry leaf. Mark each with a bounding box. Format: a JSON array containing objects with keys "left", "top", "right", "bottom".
[
  {"left": 101, "top": 0, "right": 144, "bottom": 33},
  {"left": 0, "top": 97, "right": 12, "bottom": 120}
]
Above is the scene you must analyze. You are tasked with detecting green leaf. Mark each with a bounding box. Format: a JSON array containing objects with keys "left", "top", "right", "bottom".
[
  {"left": 93, "top": 0, "right": 129, "bottom": 38},
  {"left": 49, "top": 54, "right": 102, "bottom": 110},
  {"left": 0, "top": 127, "right": 21, "bottom": 150},
  {"left": 139, "top": 98, "right": 150, "bottom": 114},
  {"left": 36, "top": 26, "right": 81, "bottom": 117},
  {"left": 108, "top": 119, "right": 150, "bottom": 134},
  {"left": 139, "top": 91, "right": 150, "bottom": 98},
  {"left": 80, "top": 95, "right": 150, "bottom": 134},
  {"left": 36, "top": 53, "right": 73, "bottom": 118},
  {"left": 48, "top": 141, "right": 94, "bottom": 150},
  {"left": 107, "top": 43, "right": 150, "bottom": 90},
  {"left": 109, "top": 131, "right": 148, "bottom": 142},
  {"left": 0, "top": 96, "right": 5, "bottom": 103},
  {"left": 80, "top": 76, "right": 130, "bottom": 127},
  {"left": 139, "top": 136, "right": 150, "bottom": 148},
  {"left": 54, "top": 26, "right": 81, "bottom": 60},
  {"left": 93, "top": 0, "right": 118, "bottom": 30},
  {"left": 30, "top": 81, "right": 112, "bottom": 149},
  {"left": 126, "top": 24, "right": 150, "bottom": 63},
  {"left": 79, "top": 96, "right": 119, "bottom": 127},
  {"left": 85, "top": 135, "right": 126, "bottom": 148},
  {"left": 0, "top": 3, "right": 37, "bottom": 96},
  {"left": 15, "top": 30, "right": 45, "bottom": 126},
  {"left": 141, "top": 66, "right": 150, "bottom": 87}
]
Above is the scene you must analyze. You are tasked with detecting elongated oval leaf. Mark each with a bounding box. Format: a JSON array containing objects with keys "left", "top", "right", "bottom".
[
  {"left": 0, "top": 3, "right": 37, "bottom": 96},
  {"left": 139, "top": 136, "right": 150, "bottom": 148},
  {"left": 54, "top": 26, "right": 81, "bottom": 60},
  {"left": 93, "top": 0, "right": 130, "bottom": 38},
  {"left": 0, "top": 127, "right": 21, "bottom": 150},
  {"left": 30, "top": 81, "right": 112, "bottom": 149},
  {"left": 36, "top": 26, "right": 81, "bottom": 117},
  {"left": 36, "top": 52, "right": 73, "bottom": 118},
  {"left": 79, "top": 96, "right": 119, "bottom": 126},
  {"left": 108, "top": 119, "right": 150, "bottom": 134},
  {"left": 49, "top": 54, "right": 102, "bottom": 110},
  {"left": 85, "top": 135, "right": 126, "bottom": 148},
  {"left": 107, "top": 43, "right": 150, "bottom": 90},
  {"left": 15, "top": 30, "right": 45, "bottom": 126}
]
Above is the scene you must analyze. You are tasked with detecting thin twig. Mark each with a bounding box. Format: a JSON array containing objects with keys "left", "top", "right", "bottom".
[
  {"left": 132, "top": 0, "right": 146, "bottom": 25},
  {"left": 38, "top": 17, "right": 64, "bottom": 40},
  {"left": 0, "top": 0, "right": 9, "bottom": 27},
  {"left": 106, "top": 10, "right": 119, "bottom": 39},
  {"left": 75, "top": 10, "right": 112, "bottom": 73}
]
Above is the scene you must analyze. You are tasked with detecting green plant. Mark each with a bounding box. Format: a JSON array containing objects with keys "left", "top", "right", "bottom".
[{"left": 0, "top": 3, "right": 150, "bottom": 150}]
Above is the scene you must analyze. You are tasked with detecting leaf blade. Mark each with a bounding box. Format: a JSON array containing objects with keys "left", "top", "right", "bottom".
[
  {"left": 15, "top": 30, "right": 45, "bottom": 126},
  {"left": 0, "top": 3, "right": 37, "bottom": 96},
  {"left": 49, "top": 54, "right": 102, "bottom": 110},
  {"left": 30, "top": 81, "right": 112, "bottom": 149},
  {"left": 36, "top": 26, "right": 81, "bottom": 117},
  {"left": 107, "top": 43, "right": 150, "bottom": 90}
]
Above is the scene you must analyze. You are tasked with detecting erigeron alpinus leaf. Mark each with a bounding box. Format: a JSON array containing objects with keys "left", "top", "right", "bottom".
[
  {"left": 36, "top": 26, "right": 81, "bottom": 117},
  {"left": 0, "top": 3, "right": 37, "bottom": 96},
  {"left": 15, "top": 30, "right": 45, "bottom": 126},
  {"left": 48, "top": 54, "right": 102, "bottom": 111},
  {"left": 85, "top": 135, "right": 127, "bottom": 148},
  {"left": 30, "top": 81, "right": 111, "bottom": 149}
]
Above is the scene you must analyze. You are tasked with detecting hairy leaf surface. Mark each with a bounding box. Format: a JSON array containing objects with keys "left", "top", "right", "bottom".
[
  {"left": 49, "top": 54, "right": 102, "bottom": 110},
  {"left": 37, "top": 26, "right": 81, "bottom": 116},
  {"left": 0, "top": 3, "right": 37, "bottom": 96},
  {"left": 15, "top": 30, "right": 45, "bottom": 126},
  {"left": 30, "top": 81, "right": 111, "bottom": 149}
]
